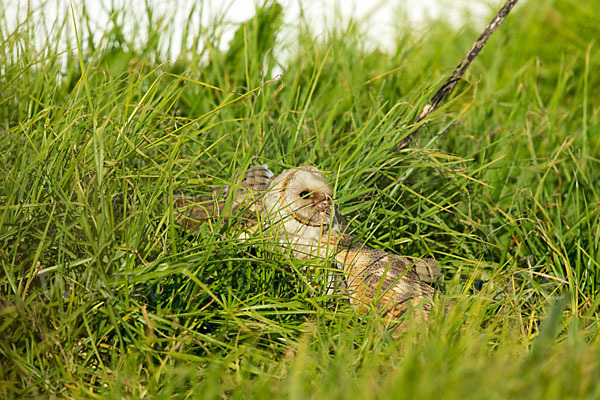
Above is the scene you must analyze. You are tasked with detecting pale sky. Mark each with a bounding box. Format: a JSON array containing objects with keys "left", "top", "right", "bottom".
[{"left": 5, "top": 0, "right": 498, "bottom": 70}]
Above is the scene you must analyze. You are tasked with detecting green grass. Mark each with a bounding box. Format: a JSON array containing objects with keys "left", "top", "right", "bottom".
[{"left": 1, "top": 0, "right": 600, "bottom": 398}]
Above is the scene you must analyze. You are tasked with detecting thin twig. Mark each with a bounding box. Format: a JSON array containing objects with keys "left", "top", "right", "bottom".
[{"left": 396, "top": 0, "right": 520, "bottom": 151}]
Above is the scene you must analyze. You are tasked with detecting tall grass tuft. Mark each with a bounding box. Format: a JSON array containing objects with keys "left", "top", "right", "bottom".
[{"left": 1, "top": 0, "right": 599, "bottom": 398}]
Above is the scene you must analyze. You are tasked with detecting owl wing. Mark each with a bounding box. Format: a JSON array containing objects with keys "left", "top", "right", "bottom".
[
  {"left": 174, "top": 164, "right": 274, "bottom": 231},
  {"left": 401, "top": 256, "right": 441, "bottom": 284},
  {"left": 335, "top": 236, "right": 438, "bottom": 319}
]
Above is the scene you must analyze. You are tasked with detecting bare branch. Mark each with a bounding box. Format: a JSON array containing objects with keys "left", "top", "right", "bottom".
[{"left": 396, "top": 0, "right": 520, "bottom": 151}]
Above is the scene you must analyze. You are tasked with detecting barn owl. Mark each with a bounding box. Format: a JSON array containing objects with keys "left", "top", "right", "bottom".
[{"left": 174, "top": 164, "right": 445, "bottom": 326}]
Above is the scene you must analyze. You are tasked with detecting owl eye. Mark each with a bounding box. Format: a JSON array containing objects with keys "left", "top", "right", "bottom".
[{"left": 299, "top": 190, "right": 311, "bottom": 199}]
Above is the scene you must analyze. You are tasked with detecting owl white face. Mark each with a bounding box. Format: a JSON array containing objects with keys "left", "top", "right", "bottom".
[{"left": 263, "top": 166, "right": 340, "bottom": 250}]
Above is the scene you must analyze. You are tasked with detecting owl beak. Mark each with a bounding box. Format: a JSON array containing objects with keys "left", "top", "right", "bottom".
[
  {"left": 313, "top": 196, "right": 332, "bottom": 214},
  {"left": 315, "top": 201, "right": 326, "bottom": 212}
]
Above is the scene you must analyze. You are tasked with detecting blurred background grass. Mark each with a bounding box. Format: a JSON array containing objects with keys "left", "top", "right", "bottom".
[{"left": 1, "top": 0, "right": 599, "bottom": 398}]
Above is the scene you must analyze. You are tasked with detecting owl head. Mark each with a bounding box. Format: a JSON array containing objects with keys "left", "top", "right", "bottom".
[{"left": 263, "top": 166, "right": 341, "bottom": 251}]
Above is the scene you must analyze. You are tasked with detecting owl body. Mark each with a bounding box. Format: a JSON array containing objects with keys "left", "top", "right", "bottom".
[
  {"left": 175, "top": 164, "right": 445, "bottom": 324},
  {"left": 174, "top": 164, "right": 274, "bottom": 232}
]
